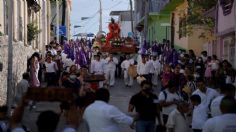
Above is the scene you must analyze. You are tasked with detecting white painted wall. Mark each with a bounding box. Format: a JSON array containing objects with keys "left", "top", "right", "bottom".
[
  {"left": 120, "top": 21, "right": 132, "bottom": 37},
  {"left": 217, "top": 1, "right": 236, "bottom": 33},
  {"left": 0, "top": 0, "right": 4, "bottom": 34}
]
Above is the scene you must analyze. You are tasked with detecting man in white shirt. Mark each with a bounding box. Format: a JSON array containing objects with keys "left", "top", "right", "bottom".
[
  {"left": 104, "top": 53, "right": 118, "bottom": 87},
  {"left": 14, "top": 73, "right": 30, "bottom": 106},
  {"left": 121, "top": 54, "right": 134, "bottom": 87},
  {"left": 192, "top": 78, "right": 219, "bottom": 106},
  {"left": 137, "top": 56, "right": 152, "bottom": 81},
  {"left": 83, "top": 88, "right": 133, "bottom": 132},
  {"left": 210, "top": 84, "right": 235, "bottom": 117},
  {"left": 166, "top": 101, "right": 190, "bottom": 132},
  {"left": 190, "top": 95, "right": 208, "bottom": 132},
  {"left": 44, "top": 56, "right": 58, "bottom": 86},
  {"left": 159, "top": 81, "right": 182, "bottom": 125},
  {"left": 151, "top": 56, "right": 161, "bottom": 86},
  {"left": 90, "top": 54, "right": 105, "bottom": 88},
  {"left": 203, "top": 96, "right": 236, "bottom": 132}
]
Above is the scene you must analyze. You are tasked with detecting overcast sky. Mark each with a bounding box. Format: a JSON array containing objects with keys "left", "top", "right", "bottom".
[{"left": 71, "top": 0, "right": 131, "bottom": 35}]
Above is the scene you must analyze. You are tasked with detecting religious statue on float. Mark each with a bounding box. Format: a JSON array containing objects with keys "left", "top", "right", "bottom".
[{"left": 105, "top": 18, "right": 121, "bottom": 47}]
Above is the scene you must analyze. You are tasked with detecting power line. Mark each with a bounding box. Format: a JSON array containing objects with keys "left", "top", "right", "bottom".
[
  {"left": 71, "top": 10, "right": 99, "bottom": 24},
  {"left": 103, "top": 1, "right": 123, "bottom": 10}
]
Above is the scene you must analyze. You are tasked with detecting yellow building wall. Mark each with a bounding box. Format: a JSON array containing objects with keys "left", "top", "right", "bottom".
[
  {"left": 173, "top": 1, "right": 188, "bottom": 50},
  {"left": 188, "top": 26, "right": 208, "bottom": 56},
  {"left": 173, "top": 0, "right": 208, "bottom": 56}
]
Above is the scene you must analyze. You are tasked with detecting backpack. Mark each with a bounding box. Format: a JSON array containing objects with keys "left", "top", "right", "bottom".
[
  {"left": 162, "top": 90, "right": 180, "bottom": 100},
  {"left": 157, "top": 90, "right": 182, "bottom": 112}
]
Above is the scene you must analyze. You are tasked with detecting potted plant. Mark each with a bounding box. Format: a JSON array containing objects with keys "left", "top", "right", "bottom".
[{"left": 27, "top": 22, "right": 41, "bottom": 44}]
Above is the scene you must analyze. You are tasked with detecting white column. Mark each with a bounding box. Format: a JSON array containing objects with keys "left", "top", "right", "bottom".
[
  {"left": 47, "top": 0, "right": 51, "bottom": 46},
  {"left": 38, "top": 0, "right": 43, "bottom": 50},
  {"left": 24, "top": 0, "right": 28, "bottom": 45},
  {"left": 56, "top": 0, "right": 59, "bottom": 42},
  {"left": 13, "top": 0, "right": 18, "bottom": 41},
  {"left": 19, "top": 0, "right": 24, "bottom": 42},
  {"left": 41, "top": 0, "right": 47, "bottom": 53},
  {"left": 0, "top": 0, "right": 4, "bottom": 33},
  {"left": 66, "top": 2, "right": 71, "bottom": 39}
]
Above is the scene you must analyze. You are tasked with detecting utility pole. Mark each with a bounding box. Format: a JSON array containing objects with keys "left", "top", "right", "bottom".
[
  {"left": 56, "top": 0, "right": 59, "bottom": 42},
  {"left": 61, "top": 0, "right": 66, "bottom": 44},
  {"left": 7, "top": 0, "right": 13, "bottom": 114},
  {"left": 99, "top": 0, "right": 102, "bottom": 33},
  {"left": 144, "top": 0, "right": 149, "bottom": 40},
  {"left": 130, "top": 0, "right": 134, "bottom": 33}
]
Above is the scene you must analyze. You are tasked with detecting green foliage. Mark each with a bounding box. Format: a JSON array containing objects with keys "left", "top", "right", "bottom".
[
  {"left": 0, "top": 31, "right": 3, "bottom": 36},
  {"left": 182, "top": 0, "right": 218, "bottom": 39},
  {"left": 27, "top": 22, "right": 41, "bottom": 43}
]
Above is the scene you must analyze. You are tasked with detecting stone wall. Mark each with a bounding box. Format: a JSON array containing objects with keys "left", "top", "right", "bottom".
[{"left": 0, "top": 36, "right": 35, "bottom": 105}]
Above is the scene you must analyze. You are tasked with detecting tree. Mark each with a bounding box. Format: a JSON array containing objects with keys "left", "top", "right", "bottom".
[{"left": 183, "top": 0, "right": 218, "bottom": 40}]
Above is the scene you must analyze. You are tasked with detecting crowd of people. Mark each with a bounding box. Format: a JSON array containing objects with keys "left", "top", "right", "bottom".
[{"left": 0, "top": 38, "right": 236, "bottom": 132}]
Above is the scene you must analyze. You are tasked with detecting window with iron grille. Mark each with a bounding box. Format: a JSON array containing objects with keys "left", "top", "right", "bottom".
[{"left": 220, "top": 0, "right": 234, "bottom": 16}]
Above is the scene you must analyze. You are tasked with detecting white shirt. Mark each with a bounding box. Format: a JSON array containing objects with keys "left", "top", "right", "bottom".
[
  {"left": 210, "top": 95, "right": 224, "bottom": 117},
  {"left": 121, "top": 59, "right": 134, "bottom": 70},
  {"left": 63, "top": 128, "right": 76, "bottom": 132},
  {"left": 11, "top": 128, "right": 25, "bottom": 132},
  {"left": 50, "top": 49, "right": 57, "bottom": 56},
  {"left": 192, "top": 103, "right": 208, "bottom": 129},
  {"left": 166, "top": 109, "right": 189, "bottom": 132},
  {"left": 192, "top": 88, "right": 219, "bottom": 106},
  {"left": 83, "top": 101, "right": 133, "bottom": 132},
  {"left": 45, "top": 61, "right": 58, "bottom": 73},
  {"left": 159, "top": 90, "right": 182, "bottom": 115},
  {"left": 203, "top": 114, "right": 236, "bottom": 132},
  {"left": 137, "top": 54, "right": 142, "bottom": 65},
  {"left": 90, "top": 60, "right": 104, "bottom": 74},
  {"left": 151, "top": 59, "right": 161, "bottom": 75},
  {"left": 137, "top": 62, "right": 150, "bottom": 75},
  {"left": 210, "top": 60, "right": 219, "bottom": 70},
  {"left": 15, "top": 79, "right": 29, "bottom": 104},
  {"left": 105, "top": 57, "right": 118, "bottom": 71}
]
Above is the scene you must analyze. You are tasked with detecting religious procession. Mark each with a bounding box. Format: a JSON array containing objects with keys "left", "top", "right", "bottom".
[{"left": 1, "top": 0, "right": 236, "bottom": 131}]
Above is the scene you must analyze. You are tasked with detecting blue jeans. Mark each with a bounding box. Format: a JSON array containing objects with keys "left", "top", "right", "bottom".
[{"left": 136, "top": 120, "right": 156, "bottom": 132}]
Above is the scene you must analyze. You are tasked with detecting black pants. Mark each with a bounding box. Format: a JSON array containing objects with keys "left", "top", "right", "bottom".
[
  {"left": 162, "top": 114, "right": 169, "bottom": 125},
  {"left": 45, "top": 72, "right": 56, "bottom": 86},
  {"left": 159, "top": 114, "right": 169, "bottom": 132},
  {"left": 193, "top": 129, "right": 202, "bottom": 132},
  {"left": 143, "top": 74, "right": 152, "bottom": 82}
]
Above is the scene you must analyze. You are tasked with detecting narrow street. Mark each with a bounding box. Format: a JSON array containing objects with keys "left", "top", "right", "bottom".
[
  {"left": 1, "top": 0, "right": 236, "bottom": 132},
  {"left": 21, "top": 79, "right": 161, "bottom": 132}
]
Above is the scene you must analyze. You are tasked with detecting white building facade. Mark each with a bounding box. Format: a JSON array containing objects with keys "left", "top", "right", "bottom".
[{"left": 0, "top": 0, "right": 71, "bottom": 105}]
